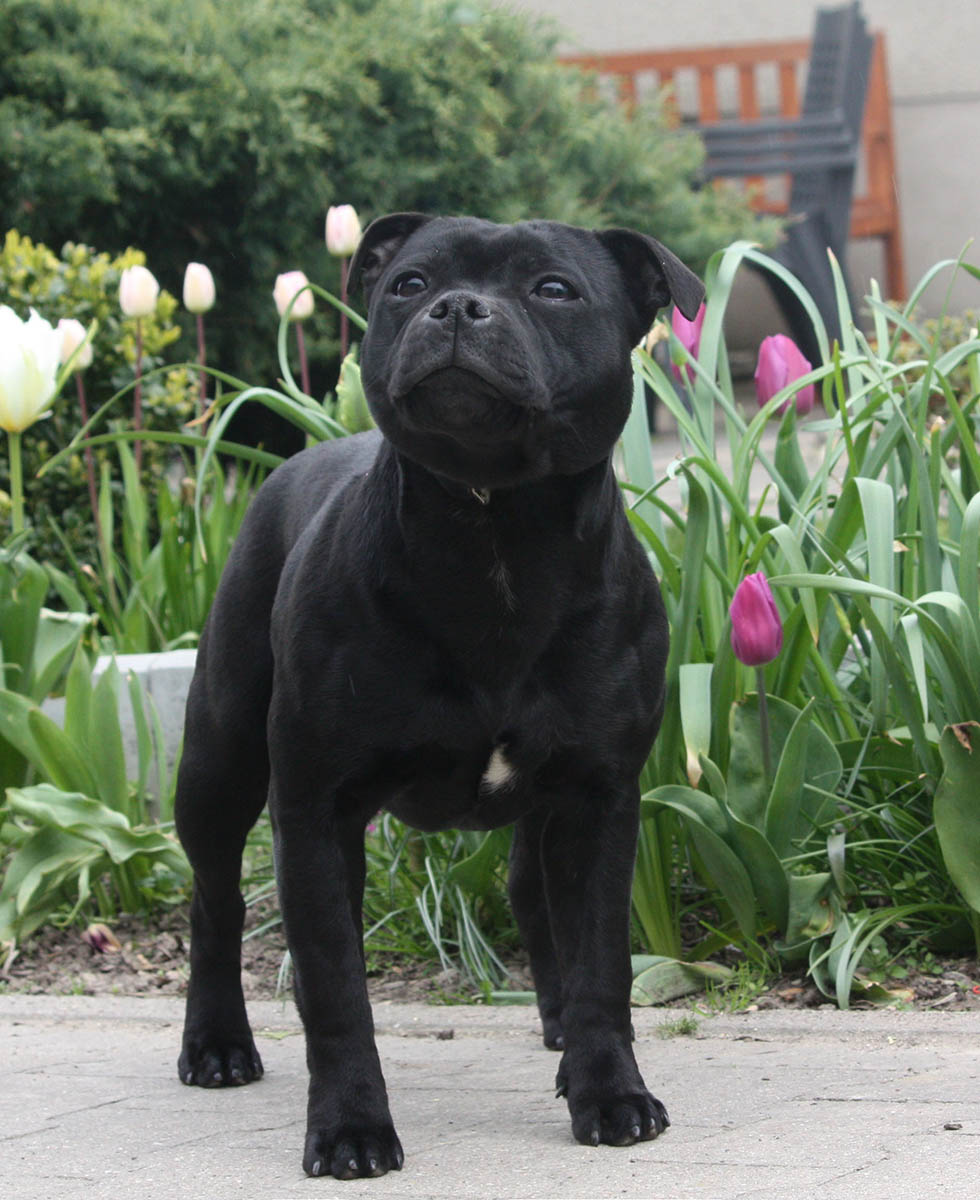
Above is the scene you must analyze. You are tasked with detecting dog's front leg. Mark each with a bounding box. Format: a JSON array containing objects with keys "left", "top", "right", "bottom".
[
  {"left": 543, "top": 792, "right": 669, "bottom": 1146},
  {"left": 270, "top": 766, "right": 403, "bottom": 1180}
]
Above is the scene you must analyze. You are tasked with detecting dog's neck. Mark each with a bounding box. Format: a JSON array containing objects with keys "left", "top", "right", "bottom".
[{"left": 378, "top": 441, "right": 622, "bottom": 546}]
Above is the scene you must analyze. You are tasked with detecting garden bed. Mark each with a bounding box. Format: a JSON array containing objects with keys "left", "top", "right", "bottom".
[{"left": 4, "top": 909, "right": 977, "bottom": 1014}]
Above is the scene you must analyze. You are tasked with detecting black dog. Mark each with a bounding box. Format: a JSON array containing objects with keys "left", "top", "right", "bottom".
[{"left": 175, "top": 213, "right": 703, "bottom": 1180}]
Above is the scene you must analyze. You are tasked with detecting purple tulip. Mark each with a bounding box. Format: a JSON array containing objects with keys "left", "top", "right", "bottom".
[
  {"left": 671, "top": 302, "right": 706, "bottom": 383},
  {"left": 754, "top": 334, "right": 815, "bottom": 416},
  {"left": 730, "top": 572, "right": 783, "bottom": 666}
]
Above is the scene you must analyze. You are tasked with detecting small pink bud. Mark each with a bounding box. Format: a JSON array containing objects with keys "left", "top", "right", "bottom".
[
  {"left": 183, "top": 262, "right": 216, "bottom": 314},
  {"left": 273, "top": 270, "right": 314, "bottom": 321},
  {"left": 118, "top": 265, "right": 159, "bottom": 319},
  {"left": 754, "top": 334, "right": 815, "bottom": 416},
  {"left": 730, "top": 572, "right": 783, "bottom": 666},
  {"left": 57, "top": 317, "right": 93, "bottom": 371},
  {"left": 82, "top": 923, "right": 121, "bottom": 953},
  {"left": 670, "top": 302, "right": 706, "bottom": 383},
  {"left": 325, "top": 205, "right": 362, "bottom": 257}
]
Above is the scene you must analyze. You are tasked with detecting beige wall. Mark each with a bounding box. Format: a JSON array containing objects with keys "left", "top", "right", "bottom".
[{"left": 496, "top": 0, "right": 980, "bottom": 328}]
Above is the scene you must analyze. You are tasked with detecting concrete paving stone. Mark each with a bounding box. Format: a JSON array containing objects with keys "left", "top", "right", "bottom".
[{"left": 3, "top": 995, "right": 978, "bottom": 1200}]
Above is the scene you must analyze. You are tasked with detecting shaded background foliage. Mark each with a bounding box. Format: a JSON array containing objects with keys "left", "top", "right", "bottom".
[{"left": 0, "top": 0, "right": 766, "bottom": 408}]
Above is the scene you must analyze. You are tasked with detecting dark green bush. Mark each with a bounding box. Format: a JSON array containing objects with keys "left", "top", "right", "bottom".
[{"left": 0, "top": 0, "right": 770, "bottom": 394}]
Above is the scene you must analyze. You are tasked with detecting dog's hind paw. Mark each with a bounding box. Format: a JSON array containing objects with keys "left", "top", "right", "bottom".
[
  {"left": 178, "top": 1035, "right": 264, "bottom": 1088},
  {"left": 304, "top": 1125, "right": 404, "bottom": 1179}
]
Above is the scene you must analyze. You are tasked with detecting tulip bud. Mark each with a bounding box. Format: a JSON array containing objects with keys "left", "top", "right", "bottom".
[
  {"left": 754, "top": 334, "right": 815, "bottom": 416},
  {"left": 273, "top": 270, "right": 314, "bottom": 321},
  {"left": 57, "top": 317, "right": 93, "bottom": 371},
  {"left": 119, "top": 265, "right": 160, "bottom": 319},
  {"left": 643, "top": 319, "right": 669, "bottom": 355},
  {"left": 730, "top": 571, "right": 783, "bottom": 666},
  {"left": 183, "top": 262, "right": 216, "bottom": 314},
  {"left": 670, "top": 302, "right": 706, "bottom": 383},
  {"left": 0, "top": 305, "right": 62, "bottom": 433},
  {"left": 325, "top": 204, "right": 362, "bottom": 257},
  {"left": 82, "top": 923, "right": 121, "bottom": 953}
]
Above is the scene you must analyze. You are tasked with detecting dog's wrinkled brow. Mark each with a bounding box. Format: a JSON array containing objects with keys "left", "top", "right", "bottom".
[{"left": 405, "top": 225, "right": 593, "bottom": 289}]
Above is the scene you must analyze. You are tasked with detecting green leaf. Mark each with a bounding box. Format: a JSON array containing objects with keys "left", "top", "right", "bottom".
[
  {"left": 0, "top": 551, "right": 47, "bottom": 697},
  {"left": 335, "top": 351, "right": 374, "bottom": 433},
  {"left": 0, "top": 688, "right": 43, "bottom": 765},
  {"left": 765, "top": 698, "right": 816, "bottom": 858},
  {"left": 854, "top": 477, "right": 895, "bottom": 726},
  {"left": 679, "top": 663, "right": 713, "bottom": 785},
  {"left": 643, "top": 786, "right": 756, "bottom": 938},
  {"left": 448, "top": 827, "right": 511, "bottom": 897},
  {"left": 725, "top": 813, "right": 790, "bottom": 933},
  {"left": 779, "top": 872, "right": 834, "bottom": 956},
  {"left": 631, "top": 958, "right": 733, "bottom": 1005},
  {"left": 63, "top": 643, "right": 95, "bottom": 748},
  {"left": 127, "top": 668, "right": 154, "bottom": 801},
  {"left": 25, "top": 707, "right": 100, "bottom": 796},
  {"left": 30, "top": 609, "right": 91, "bottom": 703},
  {"left": 90, "top": 661, "right": 131, "bottom": 817},
  {"left": 728, "top": 694, "right": 841, "bottom": 842},
  {"left": 6, "top": 784, "right": 188, "bottom": 873},
  {"left": 934, "top": 723, "right": 980, "bottom": 913},
  {"left": 773, "top": 403, "right": 810, "bottom": 524}
]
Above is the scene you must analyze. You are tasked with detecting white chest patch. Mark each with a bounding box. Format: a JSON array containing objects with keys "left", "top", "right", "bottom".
[{"left": 481, "top": 745, "right": 516, "bottom": 789}]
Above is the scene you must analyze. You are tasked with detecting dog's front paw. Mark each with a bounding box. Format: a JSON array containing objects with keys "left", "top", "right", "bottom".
[
  {"left": 567, "top": 1086, "right": 669, "bottom": 1146},
  {"left": 304, "top": 1123, "right": 404, "bottom": 1179},
  {"left": 178, "top": 1030, "right": 263, "bottom": 1088},
  {"left": 556, "top": 1043, "right": 669, "bottom": 1146}
]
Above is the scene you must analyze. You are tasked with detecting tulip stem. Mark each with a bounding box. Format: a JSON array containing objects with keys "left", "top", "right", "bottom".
[
  {"left": 196, "top": 313, "right": 208, "bottom": 422},
  {"left": 339, "top": 257, "right": 349, "bottom": 362},
  {"left": 75, "top": 373, "right": 100, "bottom": 539},
  {"left": 756, "top": 667, "right": 773, "bottom": 785},
  {"left": 133, "top": 319, "right": 143, "bottom": 472},
  {"left": 7, "top": 431, "right": 24, "bottom": 534},
  {"left": 295, "top": 324, "right": 311, "bottom": 397}
]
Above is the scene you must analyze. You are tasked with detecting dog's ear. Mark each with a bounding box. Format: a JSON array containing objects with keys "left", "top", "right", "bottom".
[
  {"left": 596, "top": 228, "right": 705, "bottom": 342},
  {"left": 350, "top": 213, "right": 435, "bottom": 304}
]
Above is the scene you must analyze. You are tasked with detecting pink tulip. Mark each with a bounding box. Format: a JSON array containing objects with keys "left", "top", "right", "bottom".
[
  {"left": 754, "top": 334, "right": 815, "bottom": 416},
  {"left": 671, "top": 302, "right": 705, "bottom": 383},
  {"left": 730, "top": 572, "right": 783, "bottom": 666}
]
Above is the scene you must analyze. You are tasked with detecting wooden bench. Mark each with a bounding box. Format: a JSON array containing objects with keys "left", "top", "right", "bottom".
[{"left": 562, "top": 31, "right": 905, "bottom": 299}]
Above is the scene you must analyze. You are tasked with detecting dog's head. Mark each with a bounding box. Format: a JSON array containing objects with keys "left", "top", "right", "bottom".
[{"left": 352, "top": 214, "right": 703, "bottom": 490}]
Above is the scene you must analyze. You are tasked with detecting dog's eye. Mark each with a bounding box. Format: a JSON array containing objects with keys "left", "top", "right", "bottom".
[
  {"left": 533, "top": 277, "right": 578, "bottom": 301},
  {"left": 392, "top": 274, "right": 427, "bottom": 297}
]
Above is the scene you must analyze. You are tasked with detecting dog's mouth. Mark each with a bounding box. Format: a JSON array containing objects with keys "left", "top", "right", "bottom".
[{"left": 397, "top": 366, "right": 526, "bottom": 440}]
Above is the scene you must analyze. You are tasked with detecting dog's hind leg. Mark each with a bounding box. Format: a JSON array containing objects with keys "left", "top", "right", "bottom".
[
  {"left": 175, "top": 645, "right": 271, "bottom": 1089},
  {"left": 509, "top": 810, "right": 566, "bottom": 1050}
]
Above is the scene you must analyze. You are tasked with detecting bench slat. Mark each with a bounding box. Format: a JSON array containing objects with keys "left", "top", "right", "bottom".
[{"left": 562, "top": 31, "right": 905, "bottom": 298}]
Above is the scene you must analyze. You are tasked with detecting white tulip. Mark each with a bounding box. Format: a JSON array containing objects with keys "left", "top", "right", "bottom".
[
  {"left": 119, "top": 264, "right": 160, "bottom": 318},
  {"left": 325, "top": 205, "right": 362, "bottom": 257},
  {"left": 57, "top": 317, "right": 93, "bottom": 372},
  {"left": 0, "top": 306, "right": 62, "bottom": 433},
  {"left": 183, "top": 262, "right": 216, "bottom": 314},
  {"left": 273, "top": 271, "right": 314, "bottom": 321}
]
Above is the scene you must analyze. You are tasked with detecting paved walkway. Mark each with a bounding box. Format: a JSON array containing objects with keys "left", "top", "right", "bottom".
[{"left": 3, "top": 994, "right": 977, "bottom": 1199}]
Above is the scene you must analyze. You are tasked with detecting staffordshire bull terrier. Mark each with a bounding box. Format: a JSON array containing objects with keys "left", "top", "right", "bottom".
[{"left": 175, "top": 213, "right": 703, "bottom": 1179}]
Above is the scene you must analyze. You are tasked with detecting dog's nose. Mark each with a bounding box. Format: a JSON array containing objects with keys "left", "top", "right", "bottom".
[{"left": 428, "top": 292, "right": 492, "bottom": 324}]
